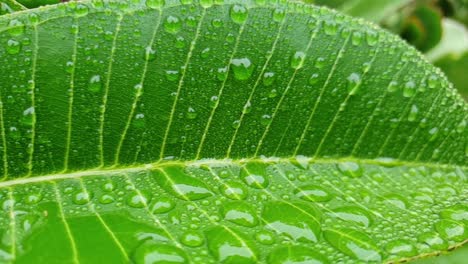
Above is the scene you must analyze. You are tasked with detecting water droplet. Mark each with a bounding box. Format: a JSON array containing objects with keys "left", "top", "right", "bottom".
[
  {"left": 222, "top": 201, "right": 258, "bottom": 227},
  {"left": 408, "top": 104, "right": 418, "bottom": 122},
  {"left": 337, "top": 162, "right": 363, "bottom": 178},
  {"left": 315, "top": 57, "right": 325, "bottom": 68},
  {"left": 6, "top": 39, "right": 21, "bottom": 55},
  {"left": 186, "top": 107, "right": 197, "bottom": 119},
  {"left": 231, "top": 58, "right": 254, "bottom": 80},
  {"left": 272, "top": 8, "right": 286, "bottom": 22},
  {"left": 290, "top": 51, "right": 306, "bottom": 69},
  {"left": 24, "top": 193, "right": 42, "bottom": 204},
  {"left": 240, "top": 162, "right": 269, "bottom": 189},
  {"left": 75, "top": 4, "right": 89, "bottom": 17},
  {"left": 403, "top": 81, "right": 416, "bottom": 97},
  {"left": 324, "top": 228, "right": 382, "bottom": 262},
  {"left": 217, "top": 66, "right": 228, "bottom": 81},
  {"left": 418, "top": 232, "right": 447, "bottom": 250},
  {"left": 209, "top": 95, "right": 219, "bottom": 108},
  {"left": 146, "top": 0, "right": 165, "bottom": 9},
  {"left": 242, "top": 101, "right": 252, "bottom": 114},
  {"left": 232, "top": 120, "right": 241, "bottom": 129},
  {"left": 263, "top": 72, "right": 275, "bottom": 86},
  {"left": 73, "top": 190, "right": 92, "bottom": 205},
  {"left": 324, "top": 20, "right": 338, "bottom": 35},
  {"left": 21, "top": 107, "right": 34, "bottom": 126},
  {"left": 220, "top": 181, "right": 248, "bottom": 200},
  {"left": 263, "top": 201, "right": 321, "bottom": 242},
  {"left": 352, "top": 31, "right": 363, "bottom": 46},
  {"left": 427, "top": 75, "right": 438, "bottom": 88},
  {"left": 435, "top": 220, "right": 466, "bottom": 241},
  {"left": 143, "top": 46, "right": 156, "bottom": 61},
  {"left": 165, "top": 70, "right": 179, "bottom": 81},
  {"left": 212, "top": 18, "right": 223, "bottom": 28},
  {"left": 260, "top": 114, "right": 272, "bottom": 126},
  {"left": 28, "top": 13, "right": 40, "bottom": 24},
  {"left": 164, "top": 15, "right": 181, "bottom": 34},
  {"left": 150, "top": 197, "right": 175, "bottom": 214},
  {"left": 330, "top": 206, "right": 373, "bottom": 227},
  {"left": 440, "top": 204, "right": 468, "bottom": 222},
  {"left": 456, "top": 120, "right": 466, "bottom": 133},
  {"left": 383, "top": 194, "right": 408, "bottom": 209},
  {"left": 385, "top": 240, "right": 416, "bottom": 257},
  {"left": 428, "top": 127, "right": 439, "bottom": 142},
  {"left": 366, "top": 31, "right": 378, "bottom": 46},
  {"left": 180, "top": 231, "right": 204, "bottom": 247},
  {"left": 8, "top": 19, "right": 24, "bottom": 36},
  {"left": 127, "top": 191, "right": 151, "bottom": 208},
  {"left": 295, "top": 184, "right": 333, "bottom": 202},
  {"left": 347, "top": 73, "right": 361, "bottom": 95},
  {"left": 89, "top": 75, "right": 102, "bottom": 93},
  {"left": 99, "top": 194, "right": 115, "bottom": 204},
  {"left": 230, "top": 5, "right": 248, "bottom": 24},
  {"left": 309, "top": 73, "right": 319, "bottom": 85},
  {"left": 267, "top": 245, "right": 329, "bottom": 264},
  {"left": 256, "top": 230, "right": 275, "bottom": 245},
  {"left": 205, "top": 226, "right": 257, "bottom": 264},
  {"left": 387, "top": 81, "right": 398, "bottom": 92},
  {"left": 133, "top": 241, "right": 188, "bottom": 264},
  {"left": 153, "top": 166, "right": 213, "bottom": 201}
]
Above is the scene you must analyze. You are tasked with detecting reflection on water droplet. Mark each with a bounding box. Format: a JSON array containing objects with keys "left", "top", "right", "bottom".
[
  {"left": 143, "top": 46, "right": 156, "bottom": 61},
  {"left": 24, "top": 193, "right": 42, "bottom": 204},
  {"left": 309, "top": 73, "right": 319, "bottom": 85},
  {"left": 385, "top": 240, "right": 416, "bottom": 257},
  {"left": 220, "top": 181, "right": 248, "bottom": 200},
  {"left": 295, "top": 184, "right": 333, "bottom": 202},
  {"left": 150, "top": 197, "right": 175, "bottom": 214},
  {"left": 256, "top": 230, "right": 274, "bottom": 245},
  {"left": 127, "top": 191, "right": 151, "bottom": 208},
  {"left": 347, "top": 73, "right": 361, "bottom": 95},
  {"left": 403, "top": 81, "right": 416, "bottom": 97},
  {"left": 73, "top": 191, "right": 92, "bottom": 205},
  {"left": 6, "top": 39, "right": 21, "bottom": 55},
  {"left": 186, "top": 107, "right": 197, "bottom": 119},
  {"left": 8, "top": 19, "right": 24, "bottom": 36},
  {"left": 99, "top": 194, "right": 115, "bottom": 204},
  {"left": 263, "top": 72, "right": 275, "bottom": 86}
]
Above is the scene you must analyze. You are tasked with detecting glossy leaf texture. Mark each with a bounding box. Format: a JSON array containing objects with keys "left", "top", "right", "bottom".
[{"left": 0, "top": 0, "right": 466, "bottom": 263}]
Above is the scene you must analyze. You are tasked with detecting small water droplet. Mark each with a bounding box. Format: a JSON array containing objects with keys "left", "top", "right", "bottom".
[
  {"left": 315, "top": 57, "right": 325, "bottom": 68},
  {"left": 180, "top": 231, "right": 204, "bottom": 247},
  {"left": 99, "top": 194, "right": 115, "bottom": 204},
  {"left": 309, "top": 73, "right": 319, "bottom": 85},
  {"left": 331, "top": 206, "right": 373, "bottom": 227},
  {"left": 260, "top": 114, "right": 272, "bottom": 126},
  {"left": 408, "top": 104, "right": 418, "bottom": 122},
  {"left": 73, "top": 190, "right": 92, "bottom": 205},
  {"left": 8, "top": 19, "right": 24, "bottom": 36},
  {"left": 89, "top": 75, "right": 102, "bottom": 93},
  {"left": 6, "top": 39, "right": 21, "bottom": 55},
  {"left": 146, "top": 0, "right": 165, "bottom": 9},
  {"left": 24, "top": 193, "right": 42, "bottom": 204},
  {"left": 385, "top": 240, "right": 416, "bottom": 257},
  {"left": 220, "top": 181, "right": 248, "bottom": 200},
  {"left": 366, "top": 31, "right": 378, "bottom": 46},
  {"left": 324, "top": 20, "right": 338, "bottom": 35},
  {"left": 127, "top": 191, "right": 151, "bottom": 208},
  {"left": 143, "top": 46, "right": 156, "bottom": 61},
  {"left": 347, "top": 72, "right": 361, "bottom": 95},
  {"left": 352, "top": 31, "right": 363, "bottom": 46},
  {"left": 272, "top": 8, "right": 286, "bottom": 22},
  {"left": 75, "top": 4, "right": 89, "bottom": 17},
  {"left": 150, "top": 197, "right": 175, "bottom": 214},
  {"left": 165, "top": 70, "right": 179, "bottom": 81},
  {"left": 263, "top": 72, "right": 275, "bottom": 86},
  {"left": 133, "top": 241, "right": 187, "bottom": 264},
  {"left": 186, "top": 107, "right": 197, "bottom": 119},
  {"left": 256, "top": 230, "right": 275, "bottom": 245}
]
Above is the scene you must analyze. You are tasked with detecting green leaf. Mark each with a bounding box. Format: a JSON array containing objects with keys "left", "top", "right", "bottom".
[
  {"left": 0, "top": 0, "right": 466, "bottom": 263},
  {"left": 0, "top": 0, "right": 26, "bottom": 15}
]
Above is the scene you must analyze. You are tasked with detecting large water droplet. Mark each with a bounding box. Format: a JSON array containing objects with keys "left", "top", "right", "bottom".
[
  {"left": 330, "top": 206, "right": 373, "bottom": 227},
  {"left": 324, "top": 228, "right": 382, "bottom": 262},
  {"left": 222, "top": 201, "right": 258, "bottom": 227},
  {"left": 8, "top": 19, "right": 24, "bottom": 36},
  {"left": 231, "top": 58, "right": 254, "bottom": 80},
  {"left": 205, "top": 226, "right": 257, "bottom": 264},
  {"left": 262, "top": 201, "right": 321, "bottom": 242},
  {"left": 73, "top": 190, "right": 92, "bottom": 205},
  {"left": 267, "top": 245, "right": 329, "bottom": 264},
  {"left": 164, "top": 15, "right": 181, "bottom": 34},
  {"left": 230, "top": 5, "right": 248, "bottom": 24},
  {"left": 403, "top": 81, "right": 416, "bottom": 97},
  {"left": 150, "top": 197, "right": 175, "bottom": 214},
  {"left": 435, "top": 220, "right": 466, "bottom": 241},
  {"left": 133, "top": 241, "right": 188, "bottom": 264},
  {"left": 240, "top": 162, "right": 269, "bottom": 189},
  {"left": 385, "top": 239, "right": 416, "bottom": 257},
  {"left": 153, "top": 166, "right": 213, "bottom": 201},
  {"left": 220, "top": 181, "right": 248, "bottom": 200},
  {"left": 127, "top": 191, "right": 151, "bottom": 208},
  {"left": 180, "top": 231, "right": 204, "bottom": 247}
]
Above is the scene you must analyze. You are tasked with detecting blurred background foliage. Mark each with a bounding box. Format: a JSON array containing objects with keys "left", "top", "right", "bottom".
[{"left": 0, "top": 0, "right": 466, "bottom": 263}]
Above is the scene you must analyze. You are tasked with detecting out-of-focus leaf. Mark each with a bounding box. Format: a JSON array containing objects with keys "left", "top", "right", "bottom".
[
  {"left": 314, "top": 0, "right": 411, "bottom": 23},
  {"left": 426, "top": 18, "right": 468, "bottom": 61},
  {"left": 435, "top": 52, "right": 468, "bottom": 100},
  {"left": 0, "top": 0, "right": 25, "bottom": 15},
  {"left": 16, "top": 0, "right": 59, "bottom": 9},
  {"left": 401, "top": 5, "right": 443, "bottom": 52}
]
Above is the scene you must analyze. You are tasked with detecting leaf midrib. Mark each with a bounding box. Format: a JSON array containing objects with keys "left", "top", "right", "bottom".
[{"left": 0, "top": 156, "right": 464, "bottom": 188}]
